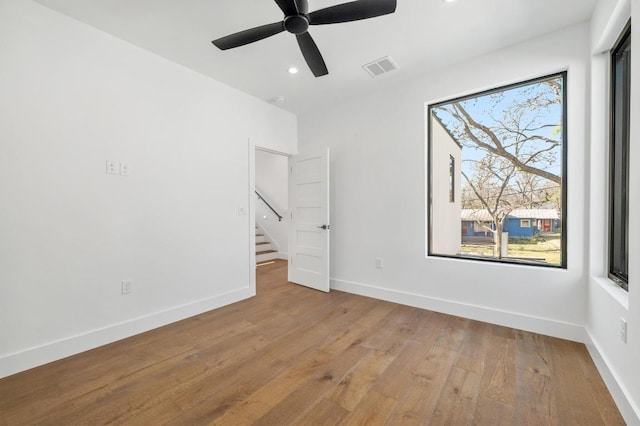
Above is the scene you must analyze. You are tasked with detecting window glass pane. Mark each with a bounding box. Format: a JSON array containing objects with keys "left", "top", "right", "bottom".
[{"left": 429, "top": 73, "right": 566, "bottom": 267}]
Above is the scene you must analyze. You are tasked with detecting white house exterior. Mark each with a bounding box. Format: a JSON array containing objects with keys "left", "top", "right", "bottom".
[{"left": 430, "top": 116, "right": 462, "bottom": 255}]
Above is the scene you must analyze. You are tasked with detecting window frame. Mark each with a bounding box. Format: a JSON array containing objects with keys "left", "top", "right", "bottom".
[
  {"left": 427, "top": 72, "right": 568, "bottom": 268},
  {"left": 608, "top": 21, "right": 631, "bottom": 290}
]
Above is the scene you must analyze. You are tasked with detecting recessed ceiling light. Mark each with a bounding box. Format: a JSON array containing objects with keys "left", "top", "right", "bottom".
[
  {"left": 442, "top": 0, "right": 456, "bottom": 3},
  {"left": 288, "top": 67, "right": 299, "bottom": 74}
]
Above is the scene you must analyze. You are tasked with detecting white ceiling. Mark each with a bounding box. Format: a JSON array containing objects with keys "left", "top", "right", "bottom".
[{"left": 35, "top": 0, "right": 597, "bottom": 114}]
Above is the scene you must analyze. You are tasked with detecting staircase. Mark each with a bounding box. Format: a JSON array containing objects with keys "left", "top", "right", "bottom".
[{"left": 256, "top": 228, "right": 279, "bottom": 264}]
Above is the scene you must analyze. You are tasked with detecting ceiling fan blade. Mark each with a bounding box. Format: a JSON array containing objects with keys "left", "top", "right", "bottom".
[
  {"left": 274, "top": 0, "right": 298, "bottom": 16},
  {"left": 212, "top": 22, "right": 284, "bottom": 50},
  {"left": 295, "top": 0, "right": 309, "bottom": 14},
  {"left": 308, "top": 0, "right": 397, "bottom": 25},
  {"left": 296, "top": 32, "right": 328, "bottom": 77}
]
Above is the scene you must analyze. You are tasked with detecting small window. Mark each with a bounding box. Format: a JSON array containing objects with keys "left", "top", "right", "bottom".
[
  {"left": 449, "top": 155, "right": 455, "bottom": 202},
  {"left": 428, "top": 73, "right": 567, "bottom": 267},
  {"left": 609, "top": 22, "right": 630, "bottom": 290}
]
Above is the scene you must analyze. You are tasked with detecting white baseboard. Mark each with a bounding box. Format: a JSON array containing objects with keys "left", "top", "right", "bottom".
[
  {"left": 330, "top": 278, "right": 587, "bottom": 342},
  {"left": 277, "top": 252, "right": 288, "bottom": 260},
  {"left": 585, "top": 331, "right": 640, "bottom": 426},
  {"left": 0, "top": 287, "right": 254, "bottom": 379}
]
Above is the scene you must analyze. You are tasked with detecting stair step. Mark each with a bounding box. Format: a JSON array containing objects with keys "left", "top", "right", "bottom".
[
  {"left": 256, "top": 249, "right": 278, "bottom": 255},
  {"left": 255, "top": 228, "right": 277, "bottom": 262}
]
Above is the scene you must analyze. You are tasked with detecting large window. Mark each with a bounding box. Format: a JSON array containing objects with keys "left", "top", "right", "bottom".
[
  {"left": 428, "top": 73, "right": 567, "bottom": 267},
  {"left": 609, "top": 23, "right": 631, "bottom": 290}
]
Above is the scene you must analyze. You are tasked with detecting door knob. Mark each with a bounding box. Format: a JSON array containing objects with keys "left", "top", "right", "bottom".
[{"left": 317, "top": 225, "right": 330, "bottom": 230}]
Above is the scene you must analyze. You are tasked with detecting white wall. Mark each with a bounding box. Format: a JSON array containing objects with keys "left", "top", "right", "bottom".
[
  {"left": 587, "top": 0, "right": 640, "bottom": 423},
  {"left": 256, "top": 149, "right": 289, "bottom": 211},
  {"left": 299, "top": 23, "right": 590, "bottom": 341},
  {"left": 0, "top": 0, "right": 296, "bottom": 377},
  {"left": 430, "top": 118, "right": 461, "bottom": 256}
]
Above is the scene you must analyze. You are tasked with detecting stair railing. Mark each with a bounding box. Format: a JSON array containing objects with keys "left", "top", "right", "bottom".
[{"left": 255, "top": 191, "right": 283, "bottom": 222}]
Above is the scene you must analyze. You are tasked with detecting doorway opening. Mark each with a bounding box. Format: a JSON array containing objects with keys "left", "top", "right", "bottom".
[{"left": 252, "top": 147, "right": 290, "bottom": 291}]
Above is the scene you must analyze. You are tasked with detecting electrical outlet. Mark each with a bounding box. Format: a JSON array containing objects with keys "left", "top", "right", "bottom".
[
  {"left": 620, "top": 318, "right": 627, "bottom": 343},
  {"left": 106, "top": 160, "right": 118, "bottom": 175},
  {"left": 119, "top": 162, "right": 130, "bottom": 176},
  {"left": 121, "top": 280, "right": 132, "bottom": 295},
  {"left": 375, "top": 258, "right": 384, "bottom": 269}
]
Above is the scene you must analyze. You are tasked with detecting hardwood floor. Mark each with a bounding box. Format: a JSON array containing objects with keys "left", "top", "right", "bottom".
[{"left": 0, "top": 260, "right": 625, "bottom": 425}]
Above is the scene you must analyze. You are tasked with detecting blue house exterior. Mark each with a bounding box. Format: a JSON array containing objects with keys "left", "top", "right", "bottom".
[{"left": 461, "top": 209, "right": 559, "bottom": 238}]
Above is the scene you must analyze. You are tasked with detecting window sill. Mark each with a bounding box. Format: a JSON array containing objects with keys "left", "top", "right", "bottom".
[{"left": 591, "top": 276, "right": 629, "bottom": 310}]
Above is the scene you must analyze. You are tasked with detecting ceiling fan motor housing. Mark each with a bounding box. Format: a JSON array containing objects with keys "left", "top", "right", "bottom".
[{"left": 284, "top": 15, "right": 309, "bottom": 34}]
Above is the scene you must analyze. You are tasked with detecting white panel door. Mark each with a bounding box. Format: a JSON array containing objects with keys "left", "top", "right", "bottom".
[{"left": 288, "top": 149, "right": 330, "bottom": 292}]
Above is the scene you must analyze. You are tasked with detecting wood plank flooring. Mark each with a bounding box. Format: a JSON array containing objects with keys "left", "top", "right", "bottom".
[{"left": 0, "top": 260, "right": 625, "bottom": 425}]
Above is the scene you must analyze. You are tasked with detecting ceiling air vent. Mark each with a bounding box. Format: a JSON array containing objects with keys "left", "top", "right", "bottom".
[{"left": 362, "top": 56, "right": 398, "bottom": 78}]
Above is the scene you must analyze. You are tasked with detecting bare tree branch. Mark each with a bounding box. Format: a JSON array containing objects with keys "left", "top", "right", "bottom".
[{"left": 451, "top": 102, "right": 561, "bottom": 184}]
